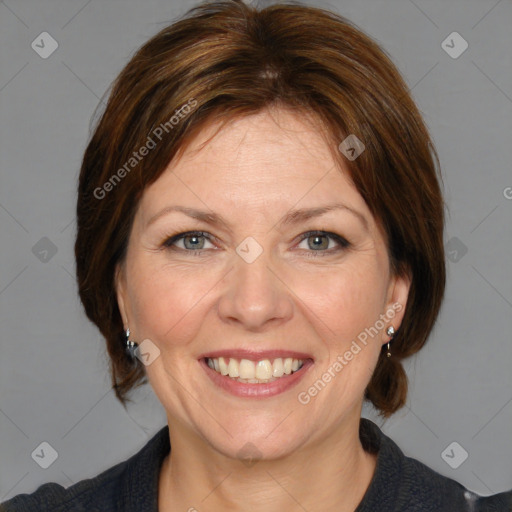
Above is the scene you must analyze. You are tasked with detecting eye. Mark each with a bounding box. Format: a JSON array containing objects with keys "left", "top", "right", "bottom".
[
  {"left": 296, "top": 231, "right": 350, "bottom": 254},
  {"left": 161, "top": 230, "right": 350, "bottom": 256},
  {"left": 162, "top": 231, "right": 216, "bottom": 251}
]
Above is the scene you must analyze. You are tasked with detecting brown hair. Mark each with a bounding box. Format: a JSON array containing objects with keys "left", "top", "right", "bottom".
[{"left": 75, "top": 0, "right": 445, "bottom": 417}]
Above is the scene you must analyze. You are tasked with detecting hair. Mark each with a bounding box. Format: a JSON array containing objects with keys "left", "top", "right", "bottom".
[{"left": 75, "top": 0, "right": 445, "bottom": 417}]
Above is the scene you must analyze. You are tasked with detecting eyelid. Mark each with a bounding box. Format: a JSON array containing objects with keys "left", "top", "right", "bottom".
[
  {"left": 162, "top": 229, "right": 350, "bottom": 254},
  {"left": 162, "top": 231, "right": 217, "bottom": 248},
  {"left": 294, "top": 230, "right": 350, "bottom": 251}
]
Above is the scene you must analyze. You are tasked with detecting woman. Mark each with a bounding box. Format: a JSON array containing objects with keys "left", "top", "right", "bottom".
[{"left": 2, "top": 1, "right": 511, "bottom": 511}]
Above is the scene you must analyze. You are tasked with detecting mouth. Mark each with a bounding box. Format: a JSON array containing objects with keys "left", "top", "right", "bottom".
[
  {"left": 198, "top": 350, "right": 314, "bottom": 398},
  {"left": 205, "top": 356, "right": 306, "bottom": 383}
]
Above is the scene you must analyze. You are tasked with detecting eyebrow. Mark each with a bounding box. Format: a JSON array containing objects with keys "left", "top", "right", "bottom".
[{"left": 147, "top": 203, "right": 369, "bottom": 232}]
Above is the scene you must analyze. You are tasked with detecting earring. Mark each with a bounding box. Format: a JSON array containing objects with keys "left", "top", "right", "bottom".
[
  {"left": 386, "top": 326, "right": 395, "bottom": 358},
  {"left": 126, "top": 328, "right": 138, "bottom": 358}
]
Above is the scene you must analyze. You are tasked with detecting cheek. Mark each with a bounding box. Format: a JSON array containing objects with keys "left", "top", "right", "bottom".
[
  {"left": 293, "top": 261, "right": 387, "bottom": 343},
  {"left": 126, "top": 260, "right": 218, "bottom": 346}
]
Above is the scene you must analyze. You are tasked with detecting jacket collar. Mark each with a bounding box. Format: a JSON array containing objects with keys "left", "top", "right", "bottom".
[{"left": 117, "top": 417, "right": 395, "bottom": 511}]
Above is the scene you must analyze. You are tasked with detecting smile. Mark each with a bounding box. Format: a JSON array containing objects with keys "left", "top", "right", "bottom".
[
  {"left": 206, "top": 356, "right": 305, "bottom": 383},
  {"left": 200, "top": 352, "right": 314, "bottom": 398}
]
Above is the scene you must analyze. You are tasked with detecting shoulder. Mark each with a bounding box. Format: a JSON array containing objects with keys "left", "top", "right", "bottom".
[
  {"left": 358, "top": 418, "right": 512, "bottom": 512},
  {"left": 0, "top": 461, "right": 125, "bottom": 512},
  {"left": 398, "top": 451, "right": 512, "bottom": 511},
  {"left": 0, "top": 425, "right": 170, "bottom": 512}
]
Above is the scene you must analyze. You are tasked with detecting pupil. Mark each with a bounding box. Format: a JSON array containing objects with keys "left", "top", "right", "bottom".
[
  {"left": 186, "top": 235, "right": 203, "bottom": 249},
  {"left": 310, "top": 235, "right": 327, "bottom": 250}
]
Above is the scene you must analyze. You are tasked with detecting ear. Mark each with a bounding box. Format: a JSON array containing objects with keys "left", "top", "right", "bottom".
[
  {"left": 384, "top": 269, "right": 411, "bottom": 339},
  {"left": 115, "top": 262, "right": 129, "bottom": 329}
]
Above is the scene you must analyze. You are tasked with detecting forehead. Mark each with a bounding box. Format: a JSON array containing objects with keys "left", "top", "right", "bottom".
[
  {"left": 138, "top": 108, "right": 371, "bottom": 223},
  {"left": 180, "top": 107, "right": 331, "bottom": 165}
]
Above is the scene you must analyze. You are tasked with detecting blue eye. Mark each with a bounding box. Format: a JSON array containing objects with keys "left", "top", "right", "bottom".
[
  {"left": 296, "top": 231, "right": 350, "bottom": 254},
  {"left": 162, "top": 230, "right": 350, "bottom": 255},
  {"left": 163, "top": 231, "right": 215, "bottom": 251}
]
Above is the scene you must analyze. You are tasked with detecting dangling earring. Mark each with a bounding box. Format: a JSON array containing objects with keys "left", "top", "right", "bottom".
[
  {"left": 386, "top": 326, "right": 395, "bottom": 358},
  {"left": 126, "top": 328, "right": 138, "bottom": 358}
]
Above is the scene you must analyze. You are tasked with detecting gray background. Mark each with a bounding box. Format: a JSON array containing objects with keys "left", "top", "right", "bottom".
[{"left": 1, "top": 0, "right": 511, "bottom": 502}]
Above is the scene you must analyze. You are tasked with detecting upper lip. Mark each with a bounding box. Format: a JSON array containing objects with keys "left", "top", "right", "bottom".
[{"left": 199, "top": 349, "right": 314, "bottom": 361}]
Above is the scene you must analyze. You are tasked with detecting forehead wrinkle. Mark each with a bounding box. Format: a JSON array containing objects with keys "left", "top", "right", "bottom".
[{"left": 145, "top": 202, "right": 369, "bottom": 235}]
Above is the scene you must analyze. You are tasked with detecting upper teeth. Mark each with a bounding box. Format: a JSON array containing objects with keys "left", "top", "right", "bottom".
[{"left": 207, "top": 357, "right": 304, "bottom": 381}]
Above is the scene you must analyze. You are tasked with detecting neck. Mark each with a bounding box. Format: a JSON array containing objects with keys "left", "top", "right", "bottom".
[{"left": 158, "top": 414, "right": 377, "bottom": 512}]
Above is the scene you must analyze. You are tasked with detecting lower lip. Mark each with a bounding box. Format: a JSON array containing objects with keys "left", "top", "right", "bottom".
[{"left": 199, "top": 358, "right": 314, "bottom": 398}]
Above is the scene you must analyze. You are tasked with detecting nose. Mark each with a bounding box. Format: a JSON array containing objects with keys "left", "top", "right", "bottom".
[{"left": 217, "top": 251, "right": 293, "bottom": 332}]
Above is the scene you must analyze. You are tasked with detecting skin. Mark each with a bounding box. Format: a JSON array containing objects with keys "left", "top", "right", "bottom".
[{"left": 116, "top": 106, "right": 410, "bottom": 512}]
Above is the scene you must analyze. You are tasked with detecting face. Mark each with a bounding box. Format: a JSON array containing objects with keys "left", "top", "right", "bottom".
[{"left": 116, "top": 107, "right": 409, "bottom": 461}]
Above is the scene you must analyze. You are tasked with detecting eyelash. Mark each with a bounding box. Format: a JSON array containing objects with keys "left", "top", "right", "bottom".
[{"left": 161, "top": 230, "right": 350, "bottom": 257}]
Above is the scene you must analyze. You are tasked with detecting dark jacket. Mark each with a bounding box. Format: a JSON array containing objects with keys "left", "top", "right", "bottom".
[{"left": 2, "top": 418, "right": 511, "bottom": 511}]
